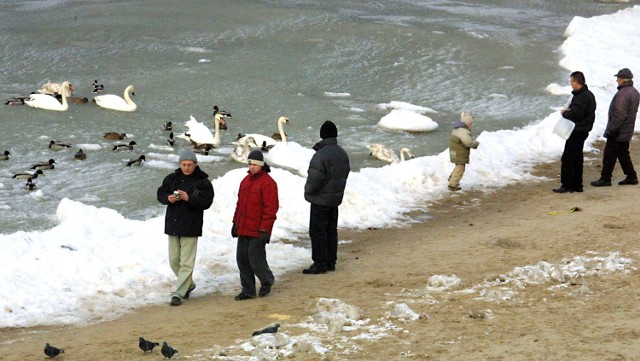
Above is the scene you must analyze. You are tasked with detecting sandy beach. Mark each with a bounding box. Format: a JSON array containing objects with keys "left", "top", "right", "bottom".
[{"left": 2, "top": 139, "right": 640, "bottom": 361}]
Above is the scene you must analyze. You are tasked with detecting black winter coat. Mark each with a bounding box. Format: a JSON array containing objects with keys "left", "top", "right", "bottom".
[
  {"left": 304, "top": 137, "right": 350, "bottom": 207},
  {"left": 157, "top": 166, "right": 214, "bottom": 237},
  {"left": 606, "top": 81, "right": 640, "bottom": 142},
  {"left": 561, "top": 85, "right": 596, "bottom": 134}
]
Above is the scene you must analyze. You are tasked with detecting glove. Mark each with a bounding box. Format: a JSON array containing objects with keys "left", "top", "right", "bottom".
[
  {"left": 231, "top": 224, "right": 238, "bottom": 238},
  {"left": 259, "top": 231, "right": 271, "bottom": 244}
]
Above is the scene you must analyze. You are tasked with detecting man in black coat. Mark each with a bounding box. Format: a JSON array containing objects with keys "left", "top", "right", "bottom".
[
  {"left": 554, "top": 71, "right": 596, "bottom": 193},
  {"left": 303, "top": 120, "right": 350, "bottom": 274},
  {"left": 157, "top": 149, "right": 214, "bottom": 306}
]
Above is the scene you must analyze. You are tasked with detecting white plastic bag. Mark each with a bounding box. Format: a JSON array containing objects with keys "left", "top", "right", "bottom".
[{"left": 553, "top": 117, "right": 575, "bottom": 140}]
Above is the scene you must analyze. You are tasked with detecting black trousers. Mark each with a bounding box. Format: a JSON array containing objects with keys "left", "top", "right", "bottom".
[
  {"left": 309, "top": 204, "right": 339, "bottom": 269},
  {"left": 601, "top": 140, "right": 637, "bottom": 181},
  {"left": 236, "top": 236, "right": 274, "bottom": 297},
  {"left": 560, "top": 131, "right": 589, "bottom": 189}
]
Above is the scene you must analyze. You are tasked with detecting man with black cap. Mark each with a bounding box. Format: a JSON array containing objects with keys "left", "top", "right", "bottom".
[
  {"left": 591, "top": 68, "right": 640, "bottom": 187},
  {"left": 157, "top": 148, "right": 214, "bottom": 306},
  {"left": 231, "top": 150, "right": 279, "bottom": 300},
  {"left": 303, "top": 120, "right": 350, "bottom": 274}
]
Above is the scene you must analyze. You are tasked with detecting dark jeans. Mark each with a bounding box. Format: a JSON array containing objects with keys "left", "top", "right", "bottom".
[
  {"left": 560, "top": 131, "right": 589, "bottom": 189},
  {"left": 601, "top": 140, "right": 637, "bottom": 181},
  {"left": 236, "top": 236, "right": 274, "bottom": 297},
  {"left": 309, "top": 204, "right": 339, "bottom": 269}
]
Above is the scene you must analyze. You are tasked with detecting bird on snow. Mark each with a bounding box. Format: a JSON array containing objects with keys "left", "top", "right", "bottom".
[
  {"left": 161, "top": 341, "right": 178, "bottom": 359},
  {"left": 0, "top": 150, "right": 10, "bottom": 160},
  {"left": 31, "top": 158, "right": 55, "bottom": 170},
  {"left": 252, "top": 323, "right": 281, "bottom": 336},
  {"left": 126, "top": 154, "right": 146, "bottom": 166},
  {"left": 138, "top": 337, "right": 160, "bottom": 353},
  {"left": 44, "top": 343, "right": 64, "bottom": 358},
  {"left": 74, "top": 149, "right": 87, "bottom": 160},
  {"left": 112, "top": 140, "right": 137, "bottom": 152}
]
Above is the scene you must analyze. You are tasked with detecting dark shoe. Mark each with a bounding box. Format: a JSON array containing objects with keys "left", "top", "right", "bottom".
[
  {"left": 573, "top": 187, "right": 584, "bottom": 193},
  {"left": 303, "top": 265, "right": 327, "bottom": 274},
  {"left": 184, "top": 284, "right": 196, "bottom": 299},
  {"left": 170, "top": 296, "right": 182, "bottom": 306},
  {"left": 618, "top": 178, "right": 639, "bottom": 185},
  {"left": 259, "top": 284, "right": 272, "bottom": 297},
  {"left": 327, "top": 264, "right": 336, "bottom": 272},
  {"left": 448, "top": 185, "right": 461, "bottom": 191},
  {"left": 234, "top": 292, "right": 255, "bottom": 301},
  {"left": 552, "top": 187, "right": 571, "bottom": 193},
  {"left": 591, "top": 179, "right": 612, "bottom": 187}
]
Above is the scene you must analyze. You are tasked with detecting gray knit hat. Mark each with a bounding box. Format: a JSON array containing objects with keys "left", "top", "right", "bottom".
[{"left": 178, "top": 148, "right": 198, "bottom": 163}]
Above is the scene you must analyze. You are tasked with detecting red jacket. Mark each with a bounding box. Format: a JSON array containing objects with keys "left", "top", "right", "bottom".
[{"left": 233, "top": 170, "right": 279, "bottom": 237}]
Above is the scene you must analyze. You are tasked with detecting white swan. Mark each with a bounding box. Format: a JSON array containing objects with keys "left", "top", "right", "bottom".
[
  {"left": 230, "top": 136, "right": 258, "bottom": 164},
  {"left": 368, "top": 144, "right": 415, "bottom": 163},
  {"left": 94, "top": 85, "right": 137, "bottom": 112},
  {"left": 264, "top": 140, "right": 315, "bottom": 177},
  {"left": 238, "top": 116, "right": 289, "bottom": 149},
  {"left": 37, "top": 81, "right": 74, "bottom": 97},
  {"left": 178, "top": 115, "right": 219, "bottom": 147},
  {"left": 25, "top": 81, "right": 71, "bottom": 111}
]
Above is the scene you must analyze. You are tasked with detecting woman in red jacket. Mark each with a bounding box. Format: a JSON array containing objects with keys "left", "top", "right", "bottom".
[{"left": 232, "top": 150, "right": 279, "bottom": 300}]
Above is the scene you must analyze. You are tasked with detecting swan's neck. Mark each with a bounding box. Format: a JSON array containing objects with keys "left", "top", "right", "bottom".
[
  {"left": 278, "top": 119, "right": 287, "bottom": 142},
  {"left": 213, "top": 116, "right": 221, "bottom": 145},
  {"left": 400, "top": 148, "right": 410, "bottom": 161},
  {"left": 124, "top": 88, "right": 133, "bottom": 105}
]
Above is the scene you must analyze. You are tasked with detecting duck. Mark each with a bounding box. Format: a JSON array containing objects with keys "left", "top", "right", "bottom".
[
  {"left": 368, "top": 144, "right": 415, "bottom": 163},
  {"left": 25, "top": 81, "right": 72, "bottom": 111},
  {"left": 94, "top": 85, "right": 137, "bottom": 112},
  {"left": 4, "top": 95, "right": 28, "bottom": 105},
  {"left": 37, "top": 81, "right": 74, "bottom": 97},
  {"left": 0, "top": 150, "right": 10, "bottom": 160},
  {"left": 54, "top": 93, "right": 89, "bottom": 104},
  {"left": 12, "top": 169, "right": 44, "bottom": 180},
  {"left": 166, "top": 132, "right": 176, "bottom": 147},
  {"left": 112, "top": 140, "right": 137, "bottom": 151},
  {"left": 92, "top": 80, "right": 104, "bottom": 93},
  {"left": 31, "top": 158, "right": 56, "bottom": 170},
  {"left": 179, "top": 115, "right": 219, "bottom": 147},
  {"left": 49, "top": 139, "right": 72, "bottom": 150},
  {"left": 193, "top": 144, "right": 213, "bottom": 155},
  {"left": 103, "top": 132, "right": 127, "bottom": 140},
  {"left": 126, "top": 154, "right": 146, "bottom": 166},
  {"left": 74, "top": 149, "right": 87, "bottom": 160},
  {"left": 163, "top": 121, "right": 173, "bottom": 131},
  {"left": 213, "top": 105, "right": 232, "bottom": 130},
  {"left": 23, "top": 178, "right": 36, "bottom": 191},
  {"left": 237, "top": 116, "right": 290, "bottom": 149},
  {"left": 231, "top": 136, "right": 258, "bottom": 164}
]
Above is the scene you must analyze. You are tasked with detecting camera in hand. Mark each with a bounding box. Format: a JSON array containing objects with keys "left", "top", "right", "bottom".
[{"left": 173, "top": 191, "right": 180, "bottom": 200}]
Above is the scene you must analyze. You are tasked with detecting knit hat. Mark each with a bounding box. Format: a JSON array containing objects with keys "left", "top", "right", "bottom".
[
  {"left": 178, "top": 148, "right": 198, "bottom": 163},
  {"left": 614, "top": 68, "right": 633, "bottom": 79},
  {"left": 320, "top": 120, "right": 338, "bottom": 139},
  {"left": 247, "top": 150, "right": 264, "bottom": 166},
  {"left": 460, "top": 112, "right": 474, "bottom": 127}
]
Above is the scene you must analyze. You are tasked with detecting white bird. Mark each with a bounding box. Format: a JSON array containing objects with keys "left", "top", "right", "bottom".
[
  {"left": 94, "top": 85, "right": 137, "bottom": 112},
  {"left": 230, "top": 136, "right": 258, "bottom": 164},
  {"left": 237, "top": 116, "right": 290, "bottom": 149},
  {"left": 179, "top": 115, "right": 219, "bottom": 147},
  {"left": 263, "top": 140, "right": 315, "bottom": 177},
  {"left": 37, "top": 81, "right": 74, "bottom": 97},
  {"left": 368, "top": 144, "right": 415, "bottom": 163},
  {"left": 25, "top": 81, "right": 72, "bottom": 111}
]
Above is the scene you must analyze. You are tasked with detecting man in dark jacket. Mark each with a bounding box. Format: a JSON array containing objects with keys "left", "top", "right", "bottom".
[
  {"left": 303, "top": 120, "right": 350, "bottom": 274},
  {"left": 592, "top": 68, "right": 640, "bottom": 187},
  {"left": 232, "top": 150, "right": 279, "bottom": 300},
  {"left": 554, "top": 71, "right": 596, "bottom": 193},
  {"left": 157, "top": 149, "right": 214, "bottom": 306}
]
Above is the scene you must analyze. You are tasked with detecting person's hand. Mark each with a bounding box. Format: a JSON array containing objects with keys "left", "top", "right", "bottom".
[
  {"left": 259, "top": 231, "right": 271, "bottom": 244},
  {"left": 231, "top": 224, "right": 238, "bottom": 238}
]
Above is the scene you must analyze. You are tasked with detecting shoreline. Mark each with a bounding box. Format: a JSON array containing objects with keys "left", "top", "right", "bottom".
[{"left": 2, "top": 139, "right": 640, "bottom": 360}]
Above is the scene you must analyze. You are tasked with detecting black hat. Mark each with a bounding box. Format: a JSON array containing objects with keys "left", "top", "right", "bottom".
[
  {"left": 614, "top": 68, "right": 633, "bottom": 79},
  {"left": 247, "top": 150, "right": 264, "bottom": 166},
  {"left": 320, "top": 120, "right": 338, "bottom": 139}
]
